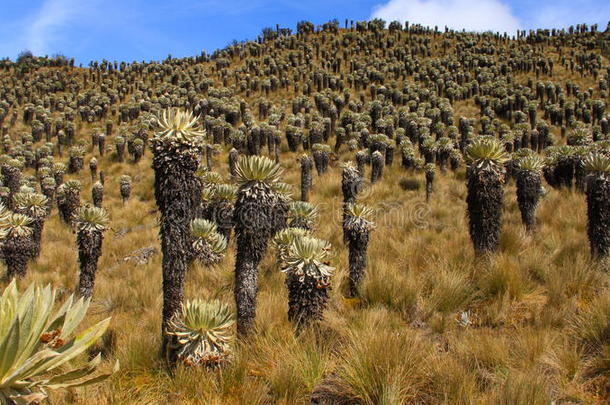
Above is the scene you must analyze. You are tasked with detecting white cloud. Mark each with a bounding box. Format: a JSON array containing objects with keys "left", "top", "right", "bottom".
[
  {"left": 17, "top": 0, "right": 162, "bottom": 61},
  {"left": 522, "top": 1, "right": 610, "bottom": 31},
  {"left": 26, "top": 0, "right": 93, "bottom": 55},
  {"left": 371, "top": 0, "right": 522, "bottom": 33}
]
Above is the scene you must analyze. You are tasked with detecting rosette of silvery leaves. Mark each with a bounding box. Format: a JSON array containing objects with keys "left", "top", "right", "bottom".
[{"left": 281, "top": 235, "right": 334, "bottom": 287}]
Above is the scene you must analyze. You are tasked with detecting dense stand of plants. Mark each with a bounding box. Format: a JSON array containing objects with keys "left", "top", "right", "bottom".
[{"left": 0, "top": 18, "right": 609, "bottom": 404}]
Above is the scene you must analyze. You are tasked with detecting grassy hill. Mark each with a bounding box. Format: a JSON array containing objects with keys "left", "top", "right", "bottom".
[{"left": 1, "top": 20, "right": 610, "bottom": 404}]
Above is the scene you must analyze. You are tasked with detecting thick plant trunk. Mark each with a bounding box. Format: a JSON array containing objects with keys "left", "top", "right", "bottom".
[
  {"left": 234, "top": 253, "right": 260, "bottom": 336},
  {"left": 234, "top": 185, "right": 287, "bottom": 337},
  {"left": 342, "top": 166, "right": 362, "bottom": 205},
  {"left": 369, "top": 141, "right": 386, "bottom": 156},
  {"left": 152, "top": 142, "right": 201, "bottom": 365},
  {"left": 425, "top": 170, "right": 434, "bottom": 202},
  {"left": 313, "top": 151, "right": 329, "bottom": 175},
  {"left": 98, "top": 136, "right": 106, "bottom": 156},
  {"left": 92, "top": 183, "right": 104, "bottom": 208},
  {"left": 2, "top": 165, "right": 21, "bottom": 210},
  {"left": 211, "top": 200, "right": 234, "bottom": 243},
  {"left": 450, "top": 155, "right": 460, "bottom": 171},
  {"left": 159, "top": 214, "right": 190, "bottom": 364},
  {"left": 286, "top": 273, "right": 330, "bottom": 331},
  {"left": 543, "top": 165, "right": 559, "bottom": 189},
  {"left": 229, "top": 148, "right": 239, "bottom": 177},
  {"left": 68, "top": 156, "right": 84, "bottom": 173},
  {"left": 41, "top": 185, "right": 55, "bottom": 211},
  {"left": 438, "top": 151, "right": 450, "bottom": 173},
  {"left": 286, "top": 128, "right": 300, "bottom": 152},
  {"left": 371, "top": 151, "right": 384, "bottom": 184},
  {"left": 30, "top": 219, "right": 45, "bottom": 259},
  {"left": 346, "top": 229, "right": 370, "bottom": 297},
  {"left": 267, "top": 132, "right": 276, "bottom": 156},
  {"left": 247, "top": 128, "right": 261, "bottom": 155},
  {"left": 133, "top": 148, "right": 144, "bottom": 163},
  {"left": 206, "top": 145, "right": 215, "bottom": 170},
  {"left": 586, "top": 175, "right": 610, "bottom": 259},
  {"left": 120, "top": 184, "right": 131, "bottom": 204},
  {"left": 76, "top": 231, "right": 103, "bottom": 298},
  {"left": 555, "top": 158, "right": 574, "bottom": 189},
  {"left": 54, "top": 171, "right": 64, "bottom": 187},
  {"left": 334, "top": 128, "right": 344, "bottom": 152},
  {"left": 300, "top": 156, "right": 313, "bottom": 202},
  {"left": 2, "top": 237, "right": 33, "bottom": 280},
  {"left": 467, "top": 168, "right": 504, "bottom": 255},
  {"left": 116, "top": 143, "right": 125, "bottom": 162},
  {"left": 57, "top": 192, "right": 80, "bottom": 225},
  {"left": 341, "top": 166, "right": 362, "bottom": 242},
  {"left": 423, "top": 149, "right": 435, "bottom": 164},
  {"left": 356, "top": 151, "right": 368, "bottom": 177},
  {"left": 385, "top": 145, "right": 394, "bottom": 166},
  {"left": 516, "top": 171, "right": 541, "bottom": 233},
  {"left": 574, "top": 160, "right": 586, "bottom": 193},
  {"left": 402, "top": 154, "right": 415, "bottom": 170}
]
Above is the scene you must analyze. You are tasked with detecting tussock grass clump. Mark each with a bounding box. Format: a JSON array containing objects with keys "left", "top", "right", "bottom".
[
  {"left": 316, "top": 314, "right": 433, "bottom": 405},
  {"left": 399, "top": 177, "right": 422, "bottom": 191}
]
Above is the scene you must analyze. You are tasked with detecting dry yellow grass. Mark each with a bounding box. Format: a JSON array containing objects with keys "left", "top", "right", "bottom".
[
  {"left": 5, "top": 145, "right": 608, "bottom": 404},
  {"left": 1, "top": 27, "right": 610, "bottom": 405}
]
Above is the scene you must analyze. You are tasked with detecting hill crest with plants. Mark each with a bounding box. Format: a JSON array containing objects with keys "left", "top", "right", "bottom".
[{"left": 1, "top": 19, "right": 610, "bottom": 404}]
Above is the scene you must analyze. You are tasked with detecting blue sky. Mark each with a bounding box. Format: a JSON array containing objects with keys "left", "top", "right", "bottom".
[{"left": 0, "top": 0, "right": 608, "bottom": 64}]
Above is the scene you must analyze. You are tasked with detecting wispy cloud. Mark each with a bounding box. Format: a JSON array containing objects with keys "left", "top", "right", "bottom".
[
  {"left": 514, "top": 0, "right": 610, "bottom": 30},
  {"left": 26, "top": 0, "right": 95, "bottom": 55},
  {"left": 8, "top": 0, "right": 172, "bottom": 62},
  {"left": 176, "top": 0, "right": 267, "bottom": 15},
  {"left": 371, "top": 0, "right": 521, "bottom": 33}
]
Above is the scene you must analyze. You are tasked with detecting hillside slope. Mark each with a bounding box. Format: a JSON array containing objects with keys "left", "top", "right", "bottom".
[{"left": 1, "top": 21, "right": 610, "bottom": 403}]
